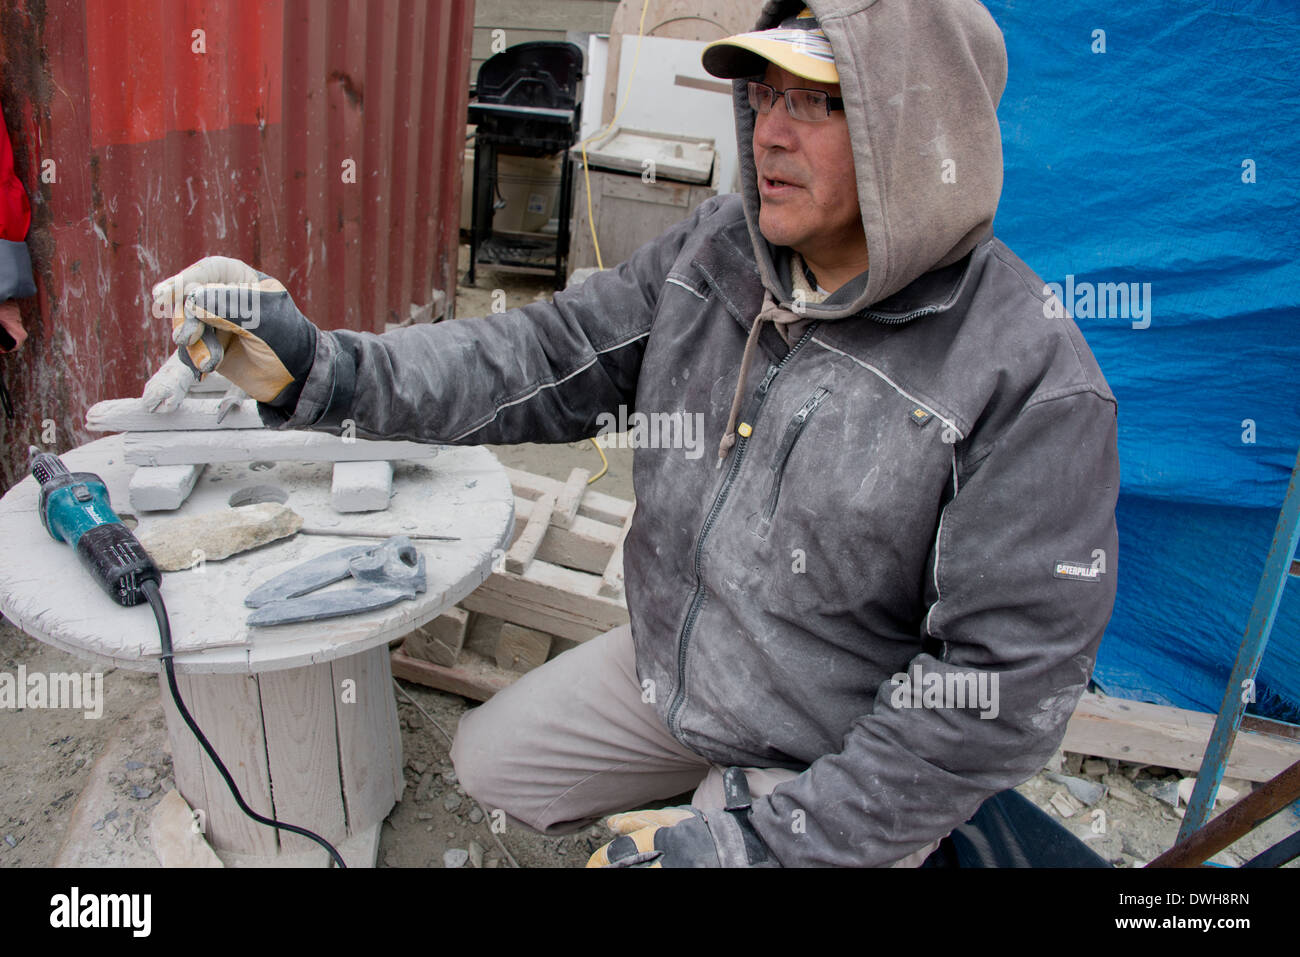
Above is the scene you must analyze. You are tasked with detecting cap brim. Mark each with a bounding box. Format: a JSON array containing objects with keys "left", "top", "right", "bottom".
[{"left": 702, "top": 34, "right": 839, "bottom": 85}]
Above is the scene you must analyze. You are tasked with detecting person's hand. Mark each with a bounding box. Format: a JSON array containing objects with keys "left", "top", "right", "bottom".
[
  {"left": 0, "top": 300, "right": 26, "bottom": 352},
  {"left": 585, "top": 769, "right": 780, "bottom": 868},
  {"left": 151, "top": 256, "right": 319, "bottom": 406},
  {"left": 585, "top": 805, "right": 779, "bottom": 868}
]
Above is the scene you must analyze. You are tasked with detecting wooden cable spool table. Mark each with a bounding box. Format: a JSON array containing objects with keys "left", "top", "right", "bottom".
[{"left": 0, "top": 433, "right": 514, "bottom": 866}]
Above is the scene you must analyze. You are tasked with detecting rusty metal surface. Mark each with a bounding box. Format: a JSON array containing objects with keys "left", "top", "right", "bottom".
[{"left": 0, "top": 0, "right": 473, "bottom": 492}]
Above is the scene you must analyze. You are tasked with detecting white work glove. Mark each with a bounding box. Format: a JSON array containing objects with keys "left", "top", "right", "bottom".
[
  {"left": 149, "top": 255, "right": 319, "bottom": 406},
  {"left": 141, "top": 350, "right": 199, "bottom": 413}
]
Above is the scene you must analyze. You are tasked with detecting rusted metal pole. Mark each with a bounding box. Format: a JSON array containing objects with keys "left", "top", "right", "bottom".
[{"left": 1147, "top": 758, "right": 1300, "bottom": 868}]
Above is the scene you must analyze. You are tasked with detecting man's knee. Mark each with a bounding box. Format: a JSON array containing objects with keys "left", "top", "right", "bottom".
[
  {"left": 447, "top": 625, "right": 707, "bottom": 835},
  {"left": 448, "top": 705, "right": 500, "bottom": 810},
  {"left": 448, "top": 689, "right": 563, "bottom": 832},
  {"left": 450, "top": 709, "right": 573, "bottom": 833}
]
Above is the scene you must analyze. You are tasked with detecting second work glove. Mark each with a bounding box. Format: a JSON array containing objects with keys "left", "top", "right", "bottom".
[
  {"left": 586, "top": 767, "right": 780, "bottom": 868},
  {"left": 151, "top": 256, "right": 319, "bottom": 408}
]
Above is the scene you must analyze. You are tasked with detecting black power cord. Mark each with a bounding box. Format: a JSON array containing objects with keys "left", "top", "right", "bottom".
[{"left": 141, "top": 579, "right": 347, "bottom": 868}]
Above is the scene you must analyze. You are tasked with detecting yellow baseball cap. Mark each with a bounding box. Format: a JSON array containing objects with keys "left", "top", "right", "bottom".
[{"left": 702, "top": 7, "right": 839, "bottom": 85}]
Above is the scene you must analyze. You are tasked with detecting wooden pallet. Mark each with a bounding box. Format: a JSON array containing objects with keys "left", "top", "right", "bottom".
[{"left": 391, "top": 466, "right": 633, "bottom": 701}]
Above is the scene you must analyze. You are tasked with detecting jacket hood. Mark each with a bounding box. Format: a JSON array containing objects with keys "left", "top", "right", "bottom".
[{"left": 731, "top": 0, "right": 1008, "bottom": 318}]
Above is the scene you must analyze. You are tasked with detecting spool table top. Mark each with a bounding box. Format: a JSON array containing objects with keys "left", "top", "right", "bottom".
[{"left": 0, "top": 434, "right": 514, "bottom": 675}]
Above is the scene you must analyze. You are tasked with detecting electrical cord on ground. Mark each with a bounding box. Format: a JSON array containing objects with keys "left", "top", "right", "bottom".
[{"left": 142, "top": 578, "right": 347, "bottom": 868}]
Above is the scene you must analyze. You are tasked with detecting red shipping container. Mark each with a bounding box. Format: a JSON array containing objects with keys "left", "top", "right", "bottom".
[{"left": 0, "top": 0, "right": 474, "bottom": 490}]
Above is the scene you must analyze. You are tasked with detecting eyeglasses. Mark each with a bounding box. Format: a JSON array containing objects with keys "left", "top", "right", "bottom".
[{"left": 747, "top": 80, "right": 845, "bottom": 122}]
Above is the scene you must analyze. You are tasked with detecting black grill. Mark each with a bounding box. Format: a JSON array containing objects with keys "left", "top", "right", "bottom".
[{"left": 467, "top": 42, "right": 584, "bottom": 291}]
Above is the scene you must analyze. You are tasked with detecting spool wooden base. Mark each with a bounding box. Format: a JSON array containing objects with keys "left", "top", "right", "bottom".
[{"left": 159, "top": 644, "right": 403, "bottom": 866}]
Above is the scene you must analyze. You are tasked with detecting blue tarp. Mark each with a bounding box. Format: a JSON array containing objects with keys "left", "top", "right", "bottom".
[{"left": 985, "top": 1, "right": 1300, "bottom": 720}]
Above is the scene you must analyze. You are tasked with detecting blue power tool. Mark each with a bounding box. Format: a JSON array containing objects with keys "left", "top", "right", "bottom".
[{"left": 29, "top": 446, "right": 160, "bottom": 606}]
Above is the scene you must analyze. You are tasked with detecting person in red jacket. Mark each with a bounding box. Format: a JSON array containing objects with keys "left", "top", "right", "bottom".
[{"left": 0, "top": 117, "right": 36, "bottom": 416}]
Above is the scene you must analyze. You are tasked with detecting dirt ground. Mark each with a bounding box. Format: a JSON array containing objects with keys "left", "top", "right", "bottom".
[{"left": 1, "top": 254, "right": 1296, "bottom": 869}]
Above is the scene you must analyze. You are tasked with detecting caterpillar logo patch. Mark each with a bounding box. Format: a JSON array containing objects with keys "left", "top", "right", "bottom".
[
  {"left": 1054, "top": 560, "right": 1101, "bottom": 582},
  {"left": 909, "top": 407, "right": 933, "bottom": 427}
]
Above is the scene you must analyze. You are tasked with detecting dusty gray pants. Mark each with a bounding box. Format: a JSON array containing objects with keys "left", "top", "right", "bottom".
[{"left": 450, "top": 624, "right": 939, "bottom": 867}]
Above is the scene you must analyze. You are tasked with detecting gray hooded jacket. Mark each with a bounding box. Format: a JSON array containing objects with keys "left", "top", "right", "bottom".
[{"left": 268, "top": 0, "right": 1119, "bottom": 866}]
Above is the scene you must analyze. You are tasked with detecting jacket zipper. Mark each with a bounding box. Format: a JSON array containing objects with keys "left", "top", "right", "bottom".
[
  {"left": 863, "top": 305, "right": 939, "bottom": 325},
  {"left": 752, "top": 386, "right": 831, "bottom": 537},
  {"left": 666, "top": 321, "right": 821, "bottom": 735}
]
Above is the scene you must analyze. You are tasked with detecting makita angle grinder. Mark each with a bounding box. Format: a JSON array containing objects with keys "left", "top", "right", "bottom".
[{"left": 29, "top": 445, "right": 160, "bottom": 605}]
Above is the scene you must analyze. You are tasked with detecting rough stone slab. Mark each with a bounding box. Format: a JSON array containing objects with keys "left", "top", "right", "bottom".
[
  {"left": 150, "top": 789, "right": 224, "bottom": 868},
  {"left": 129, "top": 464, "right": 205, "bottom": 512},
  {"left": 137, "top": 503, "right": 304, "bottom": 571},
  {"left": 124, "top": 430, "right": 442, "bottom": 466},
  {"left": 87, "top": 397, "right": 264, "bottom": 432},
  {"left": 190, "top": 372, "right": 236, "bottom": 394},
  {"left": 1049, "top": 791, "right": 1080, "bottom": 818},
  {"left": 331, "top": 460, "right": 393, "bottom": 513}
]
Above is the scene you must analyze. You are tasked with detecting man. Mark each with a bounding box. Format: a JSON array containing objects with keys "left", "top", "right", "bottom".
[
  {"left": 150, "top": 0, "right": 1118, "bottom": 867},
  {"left": 1, "top": 115, "right": 36, "bottom": 417}
]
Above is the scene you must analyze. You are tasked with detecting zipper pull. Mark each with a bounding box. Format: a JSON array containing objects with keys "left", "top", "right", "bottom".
[{"left": 792, "top": 387, "right": 831, "bottom": 424}]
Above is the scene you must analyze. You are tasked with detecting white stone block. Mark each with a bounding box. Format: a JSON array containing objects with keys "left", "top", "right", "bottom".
[
  {"left": 128, "top": 464, "right": 204, "bottom": 512},
  {"left": 332, "top": 461, "right": 393, "bottom": 513}
]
